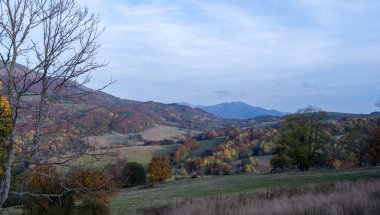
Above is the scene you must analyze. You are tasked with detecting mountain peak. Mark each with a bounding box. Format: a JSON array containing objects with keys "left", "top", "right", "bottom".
[{"left": 197, "top": 102, "right": 286, "bottom": 119}]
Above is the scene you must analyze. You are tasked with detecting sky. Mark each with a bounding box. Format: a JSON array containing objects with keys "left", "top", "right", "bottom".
[{"left": 78, "top": 0, "right": 380, "bottom": 113}]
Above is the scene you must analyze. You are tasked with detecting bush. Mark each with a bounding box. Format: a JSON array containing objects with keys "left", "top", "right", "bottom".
[
  {"left": 74, "top": 200, "right": 110, "bottom": 215},
  {"left": 24, "top": 165, "right": 75, "bottom": 215},
  {"left": 107, "top": 160, "right": 146, "bottom": 188},
  {"left": 270, "top": 154, "right": 291, "bottom": 171},
  {"left": 126, "top": 162, "right": 147, "bottom": 187},
  {"left": 69, "top": 167, "right": 117, "bottom": 204}
]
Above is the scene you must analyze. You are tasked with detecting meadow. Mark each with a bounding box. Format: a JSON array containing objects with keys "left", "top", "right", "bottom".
[
  {"left": 73, "top": 144, "right": 180, "bottom": 168},
  {"left": 109, "top": 166, "right": 380, "bottom": 215},
  {"left": 136, "top": 179, "right": 380, "bottom": 215}
]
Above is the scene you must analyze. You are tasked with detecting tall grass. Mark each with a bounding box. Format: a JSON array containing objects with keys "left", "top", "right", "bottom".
[{"left": 135, "top": 179, "right": 380, "bottom": 215}]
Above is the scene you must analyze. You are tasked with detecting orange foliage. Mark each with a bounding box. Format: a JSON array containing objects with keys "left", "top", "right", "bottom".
[
  {"left": 28, "top": 165, "right": 62, "bottom": 194},
  {"left": 172, "top": 138, "right": 199, "bottom": 162},
  {"left": 148, "top": 156, "right": 171, "bottom": 182},
  {"left": 69, "top": 168, "right": 117, "bottom": 204}
]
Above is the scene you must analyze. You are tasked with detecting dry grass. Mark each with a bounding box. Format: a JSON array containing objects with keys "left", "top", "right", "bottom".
[
  {"left": 135, "top": 179, "right": 380, "bottom": 215},
  {"left": 139, "top": 125, "right": 187, "bottom": 141},
  {"left": 71, "top": 144, "right": 179, "bottom": 168}
]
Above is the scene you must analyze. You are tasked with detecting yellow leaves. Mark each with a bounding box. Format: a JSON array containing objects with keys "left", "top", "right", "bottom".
[
  {"left": 244, "top": 164, "right": 254, "bottom": 173},
  {"left": 28, "top": 165, "right": 60, "bottom": 194},
  {"left": 0, "top": 97, "right": 10, "bottom": 116},
  {"left": 0, "top": 96, "right": 11, "bottom": 137}
]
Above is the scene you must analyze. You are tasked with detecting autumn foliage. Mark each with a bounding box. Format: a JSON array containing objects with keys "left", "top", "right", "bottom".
[
  {"left": 172, "top": 138, "right": 200, "bottom": 162},
  {"left": 0, "top": 81, "right": 12, "bottom": 175},
  {"left": 148, "top": 156, "right": 172, "bottom": 182},
  {"left": 69, "top": 168, "right": 117, "bottom": 204},
  {"left": 26, "top": 165, "right": 75, "bottom": 215}
]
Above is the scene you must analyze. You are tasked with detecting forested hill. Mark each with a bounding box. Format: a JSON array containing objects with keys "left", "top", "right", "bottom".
[
  {"left": 0, "top": 64, "right": 265, "bottom": 134},
  {"left": 2, "top": 64, "right": 377, "bottom": 135}
]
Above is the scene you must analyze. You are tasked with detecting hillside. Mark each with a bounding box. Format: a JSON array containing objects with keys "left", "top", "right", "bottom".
[
  {"left": 2, "top": 64, "right": 376, "bottom": 142},
  {"left": 199, "top": 102, "right": 286, "bottom": 119},
  {"left": 0, "top": 65, "right": 263, "bottom": 139},
  {"left": 109, "top": 167, "right": 380, "bottom": 214}
]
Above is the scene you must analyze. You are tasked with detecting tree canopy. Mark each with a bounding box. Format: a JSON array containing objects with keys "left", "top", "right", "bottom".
[{"left": 271, "top": 106, "right": 331, "bottom": 171}]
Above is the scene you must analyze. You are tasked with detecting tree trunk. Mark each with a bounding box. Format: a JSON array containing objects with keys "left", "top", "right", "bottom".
[{"left": 0, "top": 133, "right": 15, "bottom": 207}]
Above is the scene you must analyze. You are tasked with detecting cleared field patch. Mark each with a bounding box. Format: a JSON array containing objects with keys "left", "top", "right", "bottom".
[
  {"left": 88, "top": 131, "right": 144, "bottom": 147},
  {"left": 74, "top": 144, "right": 179, "bottom": 168},
  {"left": 139, "top": 125, "right": 187, "bottom": 141},
  {"left": 109, "top": 166, "right": 380, "bottom": 215}
]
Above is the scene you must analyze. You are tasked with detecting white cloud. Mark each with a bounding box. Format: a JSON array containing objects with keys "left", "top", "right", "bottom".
[{"left": 77, "top": 0, "right": 380, "bottom": 113}]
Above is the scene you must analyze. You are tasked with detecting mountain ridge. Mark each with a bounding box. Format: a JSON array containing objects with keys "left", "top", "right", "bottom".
[{"left": 180, "top": 101, "right": 286, "bottom": 119}]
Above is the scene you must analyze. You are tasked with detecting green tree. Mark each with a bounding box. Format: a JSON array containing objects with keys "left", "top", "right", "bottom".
[
  {"left": 270, "top": 144, "right": 291, "bottom": 171},
  {"left": 370, "top": 125, "right": 380, "bottom": 164},
  {"left": 343, "top": 119, "right": 380, "bottom": 166},
  {"left": 107, "top": 160, "right": 146, "bottom": 188},
  {"left": 126, "top": 162, "right": 147, "bottom": 187},
  {"left": 272, "top": 106, "right": 331, "bottom": 171}
]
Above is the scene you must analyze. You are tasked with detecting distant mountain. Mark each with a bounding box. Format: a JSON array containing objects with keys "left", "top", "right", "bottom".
[
  {"left": 177, "top": 102, "right": 204, "bottom": 109},
  {"left": 196, "top": 102, "right": 286, "bottom": 119},
  {"left": 2, "top": 64, "right": 269, "bottom": 134}
]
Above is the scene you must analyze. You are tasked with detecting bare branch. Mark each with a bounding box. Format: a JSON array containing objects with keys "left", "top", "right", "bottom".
[{"left": 0, "top": 0, "right": 111, "bottom": 207}]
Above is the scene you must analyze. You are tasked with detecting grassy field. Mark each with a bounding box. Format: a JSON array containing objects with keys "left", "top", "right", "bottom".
[
  {"left": 88, "top": 131, "right": 144, "bottom": 147},
  {"left": 139, "top": 125, "right": 187, "bottom": 141},
  {"left": 74, "top": 144, "right": 179, "bottom": 168},
  {"left": 109, "top": 166, "right": 380, "bottom": 215},
  {"left": 136, "top": 179, "right": 380, "bottom": 215}
]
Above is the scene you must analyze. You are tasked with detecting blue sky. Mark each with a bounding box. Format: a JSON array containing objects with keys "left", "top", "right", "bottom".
[{"left": 79, "top": 0, "right": 380, "bottom": 113}]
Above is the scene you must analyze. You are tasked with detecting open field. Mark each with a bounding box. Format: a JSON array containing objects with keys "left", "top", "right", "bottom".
[
  {"left": 136, "top": 179, "right": 380, "bottom": 215},
  {"left": 88, "top": 131, "right": 144, "bottom": 147},
  {"left": 74, "top": 144, "right": 179, "bottom": 168},
  {"left": 139, "top": 125, "right": 187, "bottom": 141},
  {"left": 109, "top": 166, "right": 380, "bottom": 215}
]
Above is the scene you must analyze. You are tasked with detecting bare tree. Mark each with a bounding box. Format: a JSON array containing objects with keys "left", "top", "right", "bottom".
[{"left": 0, "top": 0, "right": 109, "bottom": 207}]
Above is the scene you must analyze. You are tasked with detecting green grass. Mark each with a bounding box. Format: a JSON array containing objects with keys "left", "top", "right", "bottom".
[
  {"left": 190, "top": 137, "right": 224, "bottom": 157},
  {"left": 109, "top": 166, "right": 380, "bottom": 215}
]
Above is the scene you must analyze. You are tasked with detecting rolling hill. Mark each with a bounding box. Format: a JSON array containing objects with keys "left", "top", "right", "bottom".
[{"left": 0, "top": 64, "right": 264, "bottom": 138}]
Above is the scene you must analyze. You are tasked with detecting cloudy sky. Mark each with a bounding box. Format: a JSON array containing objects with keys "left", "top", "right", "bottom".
[{"left": 79, "top": 0, "right": 380, "bottom": 113}]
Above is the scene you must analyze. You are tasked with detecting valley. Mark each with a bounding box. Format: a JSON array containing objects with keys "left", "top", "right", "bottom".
[{"left": 1, "top": 1, "right": 380, "bottom": 214}]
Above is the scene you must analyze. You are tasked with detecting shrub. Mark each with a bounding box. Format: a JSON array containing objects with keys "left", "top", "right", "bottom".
[
  {"left": 24, "top": 165, "right": 75, "bottom": 215},
  {"left": 69, "top": 167, "right": 117, "bottom": 204},
  {"left": 126, "top": 162, "right": 147, "bottom": 187},
  {"left": 74, "top": 200, "right": 111, "bottom": 215},
  {"left": 107, "top": 160, "right": 146, "bottom": 188},
  {"left": 270, "top": 154, "right": 291, "bottom": 171}
]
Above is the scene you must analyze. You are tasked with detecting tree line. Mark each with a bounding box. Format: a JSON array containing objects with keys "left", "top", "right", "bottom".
[{"left": 271, "top": 106, "right": 380, "bottom": 171}]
